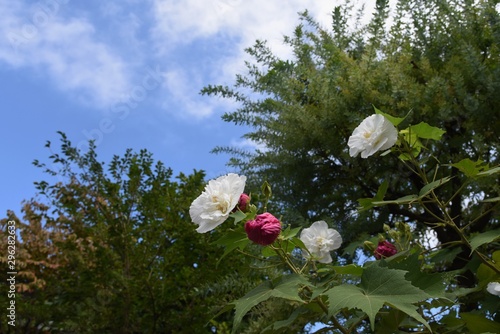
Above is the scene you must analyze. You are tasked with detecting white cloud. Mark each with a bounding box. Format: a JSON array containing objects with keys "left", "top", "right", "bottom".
[
  {"left": 162, "top": 67, "right": 236, "bottom": 119},
  {"left": 163, "top": 68, "right": 210, "bottom": 118},
  {"left": 150, "top": 0, "right": 337, "bottom": 119},
  {"left": 0, "top": 1, "right": 131, "bottom": 108},
  {"left": 0, "top": 0, "right": 384, "bottom": 116},
  {"left": 152, "top": 0, "right": 333, "bottom": 58}
]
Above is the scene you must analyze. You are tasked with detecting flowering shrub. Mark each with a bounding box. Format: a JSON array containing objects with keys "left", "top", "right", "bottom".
[{"left": 189, "top": 108, "right": 500, "bottom": 333}]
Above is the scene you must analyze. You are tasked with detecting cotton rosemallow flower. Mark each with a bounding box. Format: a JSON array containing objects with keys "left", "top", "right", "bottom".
[
  {"left": 374, "top": 240, "right": 398, "bottom": 259},
  {"left": 300, "top": 221, "right": 342, "bottom": 264},
  {"left": 487, "top": 282, "right": 500, "bottom": 296},
  {"left": 189, "top": 173, "right": 246, "bottom": 233},
  {"left": 234, "top": 193, "right": 251, "bottom": 212},
  {"left": 245, "top": 213, "right": 281, "bottom": 246},
  {"left": 348, "top": 114, "right": 398, "bottom": 158}
]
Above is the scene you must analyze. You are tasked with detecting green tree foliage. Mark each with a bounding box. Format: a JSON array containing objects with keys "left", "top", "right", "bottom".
[
  {"left": 0, "top": 132, "right": 252, "bottom": 333},
  {"left": 202, "top": 0, "right": 500, "bottom": 321},
  {"left": 204, "top": 0, "right": 500, "bottom": 233},
  {"left": 201, "top": 0, "right": 500, "bottom": 256}
]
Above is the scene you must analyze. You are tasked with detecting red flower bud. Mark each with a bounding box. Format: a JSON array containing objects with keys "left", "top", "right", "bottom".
[
  {"left": 374, "top": 240, "right": 397, "bottom": 259},
  {"left": 237, "top": 193, "right": 251, "bottom": 212},
  {"left": 245, "top": 212, "right": 281, "bottom": 246}
]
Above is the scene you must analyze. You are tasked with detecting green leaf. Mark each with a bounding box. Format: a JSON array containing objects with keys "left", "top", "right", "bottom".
[
  {"left": 357, "top": 198, "right": 376, "bottom": 210},
  {"left": 261, "top": 245, "right": 277, "bottom": 257},
  {"left": 357, "top": 180, "right": 389, "bottom": 211},
  {"left": 477, "top": 166, "right": 500, "bottom": 177},
  {"left": 399, "top": 128, "right": 420, "bottom": 147},
  {"left": 263, "top": 307, "right": 307, "bottom": 332},
  {"left": 441, "top": 313, "right": 466, "bottom": 332},
  {"left": 385, "top": 251, "right": 450, "bottom": 298},
  {"left": 398, "top": 148, "right": 422, "bottom": 161},
  {"left": 372, "top": 194, "right": 418, "bottom": 206},
  {"left": 280, "top": 225, "right": 302, "bottom": 240},
  {"left": 325, "top": 264, "right": 431, "bottom": 331},
  {"left": 261, "top": 241, "right": 296, "bottom": 257},
  {"left": 451, "top": 158, "right": 486, "bottom": 177},
  {"left": 332, "top": 264, "right": 364, "bottom": 276},
  {"left": 261, "top": 229, "right": 304, "bottom": 257},
  {"left": 408, "top": 122, "right": 446, "bottom": 140},
  {"left": 342, "top": 235, "right": 370, "bottom": 257},
  {"left": 469, "top": 229, "right": 500, "bottom": 253},
  {"left": 373, "top": 106, "right": 406, "bottom": 126},
  {"left": 397, "top": 127, "right": 422, "bottom": 160},
  {"left": 375, "top": 308, "right": 407, "bottom": 334},
  {"left": 291, "top": 236, "right": 307, "bottom": 251},
  {"left": 229, "top": 210, "right": 248, "bottom": 224},
  {"left": 231, "top": 274, "right": 310, "bottom": 333},
  {"left": 429, "top": 247, "right": 461, "bottom": 265},
  {"left": 418, "top": 176, "right": 452, "bottom": 198},
  {"left": 460, "top": 312, "right": 500, "bottom": 334},
  {"left": 477, "top": 251, "right": 500, "bottom": 288},
  {"left": 213, "top": 229, "right": 250, "bottom": 266}
]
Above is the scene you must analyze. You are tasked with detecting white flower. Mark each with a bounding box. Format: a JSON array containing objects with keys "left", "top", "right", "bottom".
[
  {"left": 300, "top": 221, "right": 342, "bottom": 264},
  {"left": 487, "top": 282, "right": 500, "bottom": 296},
  {"left": 189, "top": 173, "right": 246, "bottom": 233},
  {"left": 348, "top": 114, "right": 398, "bottom": 158}
]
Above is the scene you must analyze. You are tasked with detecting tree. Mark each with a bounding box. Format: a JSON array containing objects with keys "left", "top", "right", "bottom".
[
  {"left": 204, "top": 0, "right": 500, "bottom": 234},
  {"left": 202, "top": 0, "right": 500, "bottom": 323},
  {"left": 0, "top": 132, "right": 252, "bottom": 333}
]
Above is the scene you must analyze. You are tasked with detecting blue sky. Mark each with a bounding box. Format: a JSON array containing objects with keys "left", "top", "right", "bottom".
[{"left": 1, "top": 0, "right": 378, "bottom": 217}]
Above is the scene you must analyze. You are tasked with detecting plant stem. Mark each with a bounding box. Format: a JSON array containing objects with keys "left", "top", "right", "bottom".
[
  {"left": 460, "top": 201, "right": 499, "bottom": 231},
  {"left": 429, "top": 189, "right": 500, "bottom": 275},
  {"left": 271, "top": 242, "right": 350, "bottom": 334},
  {"left": 271, "top": 242, "right": 300, "bottom": 274}
]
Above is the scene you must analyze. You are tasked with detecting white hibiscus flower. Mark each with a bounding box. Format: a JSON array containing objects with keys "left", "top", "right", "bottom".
[
  {"left": 300, "top": 221, "right": 342, "bottom": 264},
  {"left": 348, "top": 114, "right": 398, "bottom": 158},
  {"left": 486, "top": 282, "right": 500, "bottom": 296},
  {"left": 189, "top": 173, "right": 246, "bottom": 233}
]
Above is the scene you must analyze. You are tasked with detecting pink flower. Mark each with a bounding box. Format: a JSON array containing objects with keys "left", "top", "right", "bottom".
[
  {"left": 245, "top": 213, "right": 281, "bottom": 246},
  {"left": 374, "top": 240, "right": 398, "bottom": 259},
  {"left": 235, "top": 193, "right": 251, "bottom": 212}
]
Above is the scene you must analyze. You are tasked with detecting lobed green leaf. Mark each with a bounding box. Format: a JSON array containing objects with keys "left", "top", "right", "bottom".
[
  {"left": 231, "top": 274, "right": 311, "bottom": 333},
  {"left": 371, "top": 194, "right": 418, "bottom": 206},
  {"left": 418, "top": 176, "right": 452, "bottom": 198},
  {"left": 373, "top": 106, "right": 406, "bottom": 126},
  {"left": 325, "top": 263, "right": 431, "bottom": 331},
  {"left": 213, "top": 228, "right": 251, "bottom": 266},
  {"left": 469, "top": 229, "right": 500, "bottom": 253},
  {"left": 229, "top": 210, "right": 248, "bottom": 224},
  {"left": 450, "top": 158, "right": 487, "bottom": 177},
  {"left": 357, "top": 180, "right": 389, "bottom": 211},
  {"left": 408, "top": 122, "right": 446, "bottom": 140},
  {"left": 476, "top": 166, "right": 500, "bottom": 177},
  {"left": 460, "top": 312, "right": 500, "bottom": 334}
]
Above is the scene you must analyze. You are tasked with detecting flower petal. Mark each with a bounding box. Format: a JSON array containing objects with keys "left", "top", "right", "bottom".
[
  {"left": 300, "top": 221, "right": 342, "bottom": 264},
  {"left": 348, "top": 114, "right": 398, "bottom": 158},
  {"left": 189, "top": 173, "right": 246, "bottom": 233}
]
